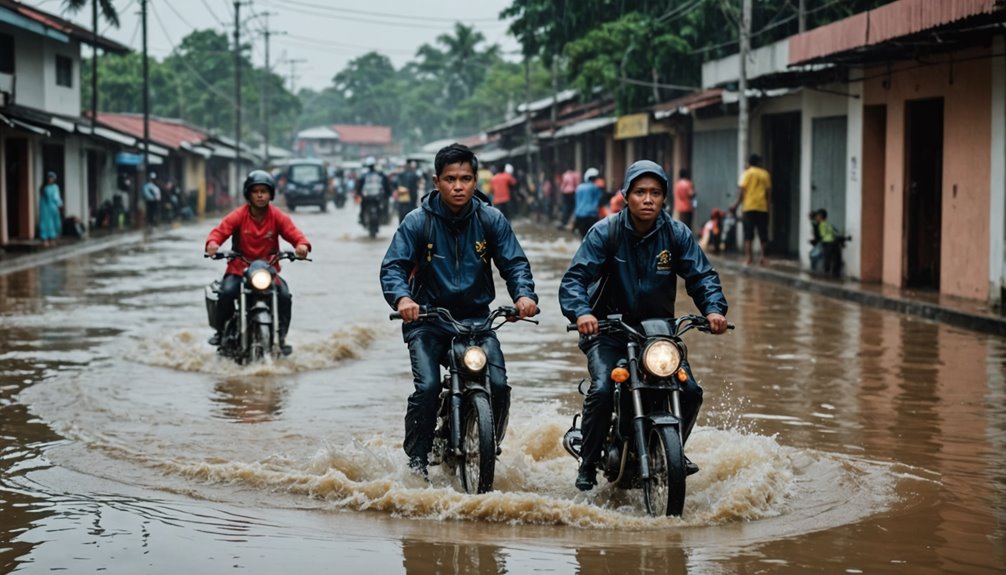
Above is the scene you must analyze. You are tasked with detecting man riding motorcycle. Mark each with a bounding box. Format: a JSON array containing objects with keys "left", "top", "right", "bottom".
[
  {"left": 205, "top": 170, "right": 311, "bottom": 355},
  {"left": 379, "top": 143, "right": 539, "bottom": 478},
  {"left": 558, "top": 160, "right": 729, "bottom": 491},
  {"left": 356, "top": 156, "right": 392, "bottom": 226}
]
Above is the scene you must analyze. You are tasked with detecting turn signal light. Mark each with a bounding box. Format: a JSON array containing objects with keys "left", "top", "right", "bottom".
[
  {"left": 676, "top": 369, "right": 688, "bottom": 382},
  {"left": 611, "top": 367, "right": 630, "bottom": 383}
]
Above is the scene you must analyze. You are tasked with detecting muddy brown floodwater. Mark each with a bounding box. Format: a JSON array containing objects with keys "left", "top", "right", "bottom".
[{"left": 1, "top": 206, "right": 1004, "bottom": 574}]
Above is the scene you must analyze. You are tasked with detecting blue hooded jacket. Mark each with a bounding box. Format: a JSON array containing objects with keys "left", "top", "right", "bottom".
[
  {"left": 559, "top": 161, "right": 727, "bottom": 323},
  {"left": 380, "top": 189, "right": 538, "bottom": 335}
]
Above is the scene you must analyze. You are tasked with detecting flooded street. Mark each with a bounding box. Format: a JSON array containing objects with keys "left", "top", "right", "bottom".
[{"left": 1, "top": 205, "right": 1004, "bottom": 574}]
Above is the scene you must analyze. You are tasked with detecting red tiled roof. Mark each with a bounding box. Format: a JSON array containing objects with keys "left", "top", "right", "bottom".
[
  {"left": 331, "top": 124, "right": 393, "bottom": 145},
  {"left": 96, "top": 113, "right": 209, "bottom": 150}
]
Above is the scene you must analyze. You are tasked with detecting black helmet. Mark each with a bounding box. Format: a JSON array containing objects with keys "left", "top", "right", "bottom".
[{"left": 243, "top": 170, "right": 276, "bottom": 201}]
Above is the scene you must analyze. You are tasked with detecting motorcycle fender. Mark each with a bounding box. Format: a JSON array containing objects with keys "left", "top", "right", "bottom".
[
  {"left": 249, "top": 308, "right": 273, "bottom": 325},
  {"left": 647, "top": 412, "right": 681, "bottom": 428}
]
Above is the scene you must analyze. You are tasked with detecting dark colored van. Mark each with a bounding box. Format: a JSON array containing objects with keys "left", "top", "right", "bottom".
[{"left": 282, "top": 160, "right": 329, "bottom": 211}]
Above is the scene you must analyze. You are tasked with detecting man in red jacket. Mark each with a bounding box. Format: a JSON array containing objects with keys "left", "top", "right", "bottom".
[{"left": 205, "top": 170, "right": 311, "bottom": 354}]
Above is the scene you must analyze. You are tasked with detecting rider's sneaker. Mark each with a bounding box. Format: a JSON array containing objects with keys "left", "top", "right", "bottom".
[
  {"left": 408, "top": 456, "right": 429, "bottom": 481},
  {"left": 684, "top": 456, "right": 700, "bottom": 476},
  {"left": 575, "top": 463, "right": 597, "bottom": 491},
  {"left": 208, "top": 332, "right": 221, "bottom": 346}
]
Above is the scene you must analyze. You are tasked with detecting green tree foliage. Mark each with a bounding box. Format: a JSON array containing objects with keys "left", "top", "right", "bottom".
[{"left": 81, "top": 29, "right": 300, "bottom": 150}]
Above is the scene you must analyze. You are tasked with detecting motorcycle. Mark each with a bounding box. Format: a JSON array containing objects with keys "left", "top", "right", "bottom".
[
  {"left": 204, "top": 250, "right": 310, "bottom": 364},
  {"left": 562, "top": 314, "right": 733, "bottom": 516},
  {"left": 359, "top": 188, "right": 388, "bottom": 238},
  {"left": 390, "top": 306, "right": 538, "bottom": 494},
  {"left": 333, "top": 181, "right": 347, "bottom": 209}
]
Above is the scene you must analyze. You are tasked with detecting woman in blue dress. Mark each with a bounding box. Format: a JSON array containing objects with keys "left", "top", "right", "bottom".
[{"left": 38, "top": 171, "right": 63, "bottom": 247}]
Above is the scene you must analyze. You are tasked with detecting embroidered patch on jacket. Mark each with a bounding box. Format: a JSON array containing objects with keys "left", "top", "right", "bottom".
[
  {"left": 265, "top": 231, "right": 274, "bottom": 239},
  {"left": 656, "top": 249, "right": 672, "bottom": 271},
  {"left": 475, "top": 239, "right": 488, "bottom": 261}
]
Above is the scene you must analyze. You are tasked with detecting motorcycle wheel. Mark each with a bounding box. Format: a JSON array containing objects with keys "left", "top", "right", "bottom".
[
  {"left": 251, "top": 322, "right": 271, "bottom": 362},
  {"left": 367, "top": 212, "right": 379, "bottom": 238},
  {"left": 460, "top": 392, "right": 496, "bottom": 494},
  {"left": 643, "top": 425, "right": 686, "bottom": 517}
]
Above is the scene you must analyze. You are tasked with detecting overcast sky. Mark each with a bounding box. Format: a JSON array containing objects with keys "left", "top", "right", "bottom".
[{"left": 42, "top": 0, "right": 520, "bottom": 92}]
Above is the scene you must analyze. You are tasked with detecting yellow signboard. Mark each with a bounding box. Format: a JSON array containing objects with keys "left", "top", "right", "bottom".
[{"left": 614, "top": 113, "right": 650, "bottom": 140}]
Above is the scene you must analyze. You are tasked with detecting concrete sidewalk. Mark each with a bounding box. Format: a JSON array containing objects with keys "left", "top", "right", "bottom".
[
  {"left": 0, "top": 229, "right": 148, "bottom": 276},
  {"left": 711, "top": 253, "right": 1006, "bottom": 336}
]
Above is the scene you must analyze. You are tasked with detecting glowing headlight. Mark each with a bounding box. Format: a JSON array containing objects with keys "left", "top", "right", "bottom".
[
  {"left": 462, "top": 346, "right": 488, "bottom": 372},
  {"left": 250, "top": 269, "right": 273, "bottom": 291},
  {"left": 642, "top": 339, "right": 681, "bottom": 378}
]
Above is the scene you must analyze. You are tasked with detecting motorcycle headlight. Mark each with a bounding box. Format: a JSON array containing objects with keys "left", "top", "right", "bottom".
[
  {"left": 642, "top": 339, "right": 681, "bottom": 378},
  {"left": 462, "top": 346, "right": 488, "bottom": 372},
  {"left": 250, "top": 268, "right": 273, "bottom": 291}
]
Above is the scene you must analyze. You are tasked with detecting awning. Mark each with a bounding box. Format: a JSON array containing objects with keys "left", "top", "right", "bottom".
[
  {"left": 652, "top": 89, "right": 724, "bottom": 120},
  {"left": 548, "top": 116, "right": 616, "bottom": 139},
  {"left": 115, "top": 152, "right": 163, "bottom": 166}
]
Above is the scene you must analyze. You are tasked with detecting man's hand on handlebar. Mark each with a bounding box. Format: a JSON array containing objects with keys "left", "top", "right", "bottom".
[
  {"left": 576, "top": 313, "right": 599, "bottom": 336},
  {"left": 396, "top": 296, "right": 421, "bottom": 323},
  {"left": 706, "top": 312, "right": 728, "bottom": 335},
  {"left": 294, "top": 244, "right": 310, "bottom": 259},
  {"left": 513, "top": 297, "right": 538, "bottom": 320},
  {"left": 205, "top": 241, "right": 220, "bottom": 257}
]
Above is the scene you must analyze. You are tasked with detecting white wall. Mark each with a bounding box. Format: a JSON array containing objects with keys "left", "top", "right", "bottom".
[
  {"left": 4, "top": 26, "right": 81, "bottom": 116},
  {"left": 845, "top": 73, "right": 865, "bottom": 280},
  {"left": 799, "top": 87, "right": 850, "bottom": 267},
  {"left": 990, "top": 37, "right": 1006, "bottom": 306},
  {"left": 63, "top": 136, "right": 85, "bottom": 222}
]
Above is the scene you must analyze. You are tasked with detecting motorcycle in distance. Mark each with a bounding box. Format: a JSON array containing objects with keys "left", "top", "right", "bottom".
[
  {"left": 562, "top": 314, "right": 734, "bottom": 517},
  {"left": 390, "top": 305, "right": 538, "bottom": 494},
  {"left": 204, "top": 250, "right": 311, "bottom": 364},
  {"left": 359, "top": 193, "right": 386, "bottom": 238}
]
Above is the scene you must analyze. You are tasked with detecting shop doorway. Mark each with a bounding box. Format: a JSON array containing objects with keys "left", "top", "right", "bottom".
[
  {"left": 5, "top": 138, "right": 28, "bottom": 239},
  {"left": 904, "top": 98, "right": 943, "bottom": 290},
  {"left": 763, "top": 112, "right": 801, "bottom": 257}
]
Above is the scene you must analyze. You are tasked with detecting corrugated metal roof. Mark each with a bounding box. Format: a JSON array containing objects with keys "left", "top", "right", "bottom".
[
  {"left": 790, "top": 0, "right": 1001, "bottom": 65},
  {"left": 97, "top": 113, "right": 209, "bottom": 151},
  {"left": 331, "top": 124, "right": 392, "bottom": 145},
  {"left": 0, "top": 0, "right": 131, "bottom": 54}
]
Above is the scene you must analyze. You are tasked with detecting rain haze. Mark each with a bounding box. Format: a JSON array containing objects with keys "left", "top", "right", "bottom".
[{"left": 53, "top": 0, "right": 521, "bottom": 91}]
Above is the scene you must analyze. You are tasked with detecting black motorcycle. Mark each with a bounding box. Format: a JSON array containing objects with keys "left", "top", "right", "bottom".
[
  {"left": 391, "top": 306, "right": 538, "bottom": 494},
  {"left": 204, "top": 250, "right": 310, "bottom": 364},
  {"left": 360, "top": 196, "right": 386, "bottom": 238},
  {"left": 563, "top": 314, "right": 733, "bottom": 516}
]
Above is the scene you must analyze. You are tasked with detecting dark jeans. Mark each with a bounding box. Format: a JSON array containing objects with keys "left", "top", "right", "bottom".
[
  {"left": 404, "top": 326, "right": 510, "bottom": 463},
  {"left": 214, "top": 273, "right": 293, "bottom": 339},
  {"left": 575, "top": 215, "right": 598, "bottom": 238},
  {"left": 145, "top": 200, "right": 159, "bottom": 226},
  {"left": 578, "top": 333, "right": 703, "bottom": 469},
  {"left": 559, "top": 193, "right": 576, "bottom": 225}
]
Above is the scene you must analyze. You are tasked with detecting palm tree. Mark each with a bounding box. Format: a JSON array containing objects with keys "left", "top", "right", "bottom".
[{"left": 62, "top": 0, "right": 120, "bottom": 123}]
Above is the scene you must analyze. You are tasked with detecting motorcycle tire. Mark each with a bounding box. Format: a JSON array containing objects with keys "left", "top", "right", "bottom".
[
  {"left": 460, "top": 392, "right": 496, "bottom": 494},
  {"left": 367, "top": 214, "right": 379, "bottom": 238},
  {"left": 251, "top": 322, "right": 271, "bottom": 362},
  {"left": 643, "top": 425, "right": 686, "bottom": 517}
]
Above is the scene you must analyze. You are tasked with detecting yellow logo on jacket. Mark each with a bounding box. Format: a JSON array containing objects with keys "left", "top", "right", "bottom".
[
  {"left": 475, "top": 239, "right": 488, "bottom": 261},
  {"left": 656, "top": 249, "right": 672, "bottom": 271}
]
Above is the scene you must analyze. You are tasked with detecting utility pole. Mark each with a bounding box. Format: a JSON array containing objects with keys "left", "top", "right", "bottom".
[
  {"left": 233, "top": 1, "right": 247, "bottom": 169},
  {"left": 259, "top": 12, "right": 282, "bottom": 164},
  {"left": 738, "top": 0, "right": 751, "bottom": 179},
  {"left": 287, "top": 58, "right": 306, "bottom": 93},
  {"left": 91, "top": 0, "right": 97, "bottom": 128},
  {"left": 799, "top": 0, "right": 806, "bottom": 33},
  {"left": 141, "top": 0, "right": 150, "bottom": 226}
]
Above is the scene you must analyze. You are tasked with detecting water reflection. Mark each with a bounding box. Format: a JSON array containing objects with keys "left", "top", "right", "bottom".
[
  {"left": 575, "top": 544, "right": 686, "bottom": 575},
  {"left": 401, "top": 538, "right": 506, "bottom": 575},
  {"left": 211, "top": 377, "right": 287, "bottom": 423}
]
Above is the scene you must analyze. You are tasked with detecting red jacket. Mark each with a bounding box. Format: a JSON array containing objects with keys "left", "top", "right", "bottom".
[{"left": 206, "top": 204, "right": 311, "bottom": 277}]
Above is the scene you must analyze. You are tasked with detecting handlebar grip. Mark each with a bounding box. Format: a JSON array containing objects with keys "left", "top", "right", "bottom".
[
  {"left": 727, "top": 323, "right": 736, "bottom": 330},
  {"left": 566, "top": 324, "right": 578, "bottom": 332},
  {"left": 389, "top": 312, "right": 403, "bottom": 320}
]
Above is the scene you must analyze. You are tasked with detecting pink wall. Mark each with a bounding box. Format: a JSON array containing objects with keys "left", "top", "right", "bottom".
[{"left": 864, "top": 48, "right": 992, "bottom": 300}]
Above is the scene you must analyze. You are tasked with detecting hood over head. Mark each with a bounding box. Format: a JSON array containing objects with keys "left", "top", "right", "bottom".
[{"left": 620, "top": 160, "right": 668, "bottom": 196}]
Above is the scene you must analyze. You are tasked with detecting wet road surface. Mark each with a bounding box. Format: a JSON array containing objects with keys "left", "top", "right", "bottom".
[{"left": 1, "top": 204, "right": 1004, "bottom": 573}]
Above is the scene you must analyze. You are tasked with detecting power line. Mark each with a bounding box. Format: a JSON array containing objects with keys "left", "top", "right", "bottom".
[
  {"left": 267, "top": 0, "right": 508, "bottom": 30},
  {"left": 271, "top": 0, "right": 501, "bottom": 24},
  {"left": 278, "top": 33, "right": 416, "bottom": 56},
  {"left": 149, "top": 2, "right": 238, "bottom": 107},
  {"left": 200, "top": 0, "right": 227, "bottom": 27}
]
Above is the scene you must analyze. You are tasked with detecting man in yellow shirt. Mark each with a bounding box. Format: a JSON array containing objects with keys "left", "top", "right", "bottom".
[{"left": 731, "top": 153, "right": 772, "bottom": 265}]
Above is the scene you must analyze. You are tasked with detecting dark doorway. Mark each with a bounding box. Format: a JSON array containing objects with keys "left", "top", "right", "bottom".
[
  {"left": 42, "top": 144, "right": 64, "bottom": 182},
  {"left": 763, "top": 112, "right": 801, "bottom": 257},
  {"left": 86, "top": 149, "right": 104, "bottom": 219},
  {"left": 904, "top": 98, "right": 943, "bottom": 289},
  {"left": 5, "top": 138, "right": 28, "bottom": 239}
]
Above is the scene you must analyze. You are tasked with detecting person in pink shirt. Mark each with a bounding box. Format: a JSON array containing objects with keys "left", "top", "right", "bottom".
[
  {"left": 673, "top": 168, "right": 696, "bottom": 232},
  {"left": 558, "top": 168, "right": 581, "bottom": 229}
]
